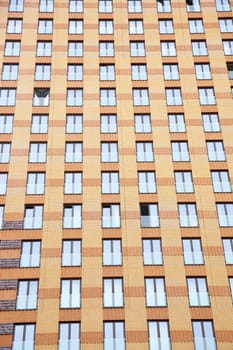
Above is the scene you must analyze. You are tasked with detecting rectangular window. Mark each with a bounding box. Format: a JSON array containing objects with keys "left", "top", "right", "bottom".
[
  {"left": 192, "top": 41, "right": 208, "bottom": 56},
  {"left": 12, "top": 324, "right": 35, "bottom": 350},
  {"left": 62, "top": 240, "right": 81, "bottom": 266},
  {"left": 0, "top": 173, "right": 8, "bottom": 195},
  {"left": 142, "top": 239, "right": 163, "bottom": 265},
  {"left": 198, "top": 88, "right": 216, "bottom": 105},
  {"left": 223, "top": 40, "right": 233, "bottom": 55},
  {"left": 9, "top": 0, "right": 24, "bottom": 12},
  {"left": 104, "top": 322, "right": 125, "bottom": 350},
  {"left": 65, "top": 142, "right": 82, "bottom": 163},
  {"left": 29, "top": 143, "right": 47, "bottom": 163},
  {"left": 99, "top": 20, "right": 113, "bottom": 34},
  {"left": 69, "top": 0, "right": 83, "bottom": 12},
  {"left": 16, "top": 280, "right": 38, "bottom": 310},
  {"left": 216, "top": 203, "right": 233, "bottom": 227},
  {"left": 163, "top": 64, "right": 179, "bottom": 80},
  {"left": 187, "top": 277, "right": 210, "bottom": 306},
  {"left": 68, "top": 41, "right": 83, "bottom": 56},
  {"left": 100, "top": 114, "right": 117, "bottom": 133},
  {"left": 33, "top": 88, "right": 50, "bottom": 106},
  {"left": 7, "top": 19, "right": 22, "bottom": 33},
  {"left": 24, "top": 205, "right": 43, "bottom": 229},
  {"left": 136, "top": 142, "right": 154, "bottom": 162},
  {"left": 35, "top": 64, "right": 51, "bottom": 81},
  {"left": 140, "top": 203, "right": 160, "bottom": 228},
  {"left": 222, "top": 238, "right": 233, "bottom": 264},
  {"left": 26, "top": 173, "right": 45, "bottom": 195},
  {"left": 100, "top": 89, "right": 116, "bottom": 106},
  {"left": 216, "top": 0, "right": 231, "bottom": 11},
  {"left": 0, "top": 206, "right": 3, "bottom": 229},
  {"left": 195, "top": 64, "right": 212, "bottom": 80},
  {"left": 129, "top": 20, "right": 144, "bottom": 34},
  {"left": 187, "top": 0, "right": 201, "bottom": 12},
  {"left": 130, "top": 41, "right": 145, "bottom": 56},
  {"left": 174, "top": 171, "right": 194, "bottom": 193},
  {"left": 67, "top": 64, "right": 83, "bottom": 81},
  {"left": 38, "top": 19, "right": 53, "bottom": 34},
  {"left": 138, "top": 172, "right": 156, "bottom": 193},
  {"left": 161, "top": 41, "right": 176, "bottom": 56},
  {"left": 2, "top": 64, "right": 18, "bottom": 80},
  {"left": 66, "top": 115, "right": 83, "bottom": 133},
  {"left": 171, "top": 141, "right": 190, "bottom": 161},
  {"left": 229, "top": 278, "right": 233, "bottom": 302},
  {"left": 100, "top": 64, "right": 115, "bottom": 80},
  {"left": 157, "top": 0, "right": 171, "bottom": 13},
  {"left": 99, "top": 0, "right": 112, "bottom": 13},
  {"left": 131, "top": 64, "right": 147, "bottom": 80},
  {"left": 59, "top": 323, "right": 80, "bottom": 350},
  {"left": 102, "top": 172, "right": 119, "bottom": 194},
  {"left": 60, "top": 279, "right": 81, "bottom": 308},
  {"left": 31, "top": 115, "right": 48, "bottom": 133},
  {"left": 145, "top": 278, "right": 167, "bottom": 307},
  {"left": 103, "top": 278, "right": 124, "bottom": 307},
  {"left": 168, "top": 114, "right": 186, "bottom": 132},
  {"left": 159, "top": 19, "right": 174, "bottom": 34},
  {"left": 211, "top": 171, "right": 231, "bottom": 192},
  {"left": 39, "top": 0, "right": 54, "bottom": 12},
  {"left": 101, "top": 142, "right": 118, "bottom": 162},
  {"left": 0, "top": 89, "right": 16, "bottom": 106},
  {"left": 67, "top": 89, "right": 83, "bottom": 106},
  {"left": 206, "top": 141, "right": 226, "bottom": 161},
  {"left": 0, "top": 115, "right": 14, "bottom": 133},
  {"left": 166, "top": 88, "right": 183, "bottom": 105},
  {"left": 134, "top": 114, "right": 151, "bottom": 133},
  {"left": 219, "top": 18, "right": 233, "bottom": 32},
  {"left": 64, "top": 172, "right": 82, "bottom": 194},
  {"left": 99, "top": 41, "right": 114, "bottom": 56},
  {"left": 189, "top": 19, "right": 204, "bottom": 33},
  {"left": 128, "top": 0, "right": 142, "bottom": 13},
  {"left": 202, "top": 113, "right": 220, "bottom": 132},
  {"left": 103, "top": 239, "right": 122, "bottom": 265},
  {"left": 148, "top": 321, "right": 171, "bottom": 350},
  {"left": 192, "top": 321, "right": 217, "bottom": 350},
  {"left": 227, "top": 62, "right": 233, "bottom": 79},
  {"left": 133, "top": 88, "right": 149, "bottom": 105},
  {"left": 69, "top": 20, "right": 83, "bottom": 34},
  {"left": 20, "top": 241, "right": 41, "bottom": 267},
  {"left": 102, "top": 204, "right": 120, "bottom": 228},
  {"left": 182, "top": 238, "right": 204, "bottom": 265},
  {"left": 178, "top": 203, "right": 199, "bottom": 227},
  {"left": 0, "top": 143, "right": 11, "bottom": 163},
  {"left": 37, "top": 41, "right": 52, "bottom": 56},
  {"left": 63, "top": 205, "right": 82, "bottom": 229}
]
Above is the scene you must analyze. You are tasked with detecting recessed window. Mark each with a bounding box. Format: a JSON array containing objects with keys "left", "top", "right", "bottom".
[
  {"left": 227, "top": 62, "right": 233, "bottom": 79},
  {"left": 99, "top": 0, "right": 112, "bottom": 13},
  {"left": 161, "top": 41, "right": 176, "bottom": 56},
  {"left": 166, "top": 88, "right": 183, "bottom": 105},
  {"left": 182, "top": 238, "right": 204, "bottom": 265},
  {"left": 60, "top": 279, "right": 81, "bottom": 308},
  {"left": 189, "top": 19, "right": 204, "bottom": 33},
  {"left": 174, "top": 171, "right": 194, "bottom": 193},
  {"left": 187, "top": 277, "right": 210, "bottom": 306},
  {"left": 216, "top": 0, "right": 231, "bottom": 12},
  {"left": 0, "top": 115, "right": 14, "bottom": 133},
  {"left": 206, "top": 141, "right": 226, "bottom": 161},
  {"left": 178, "top": 203, "right": 199, "bottom": 227},
  {"left": 34, "top": 64, "right": 51, "bottom": 80},
  {"left": 39, "top": 0, "right": 54, "bottom": 12},
  {"left": 211, "top": 171, "right": 231, "bottom": 192},
  {"left": 192, "top": 41, "right": 208, "bottom": 56},
  {"left": 171, "top": 141, "right": 190, "bottom": 162},
  {"left": 68, "top": 41, "right": 83, "bottom": 56},
  {"left": 187, "top": 0, "right": 201, "bottom": 12},
  {"left": 99, "top": 20, "right": 114, "bottom": 34},
  {"left": 136, "top": 142, "right": 154, "bottom": 162},
  {"left": 202, "top": 113, "right": 220, "bottom": 132},
  {"left": 103, "top": 278, "right": 124, "bottom": 307},
  {"left": 24, "top": 205, "right": 43, "bottom": 229},
  {"left": 62, "top": 240, "right": 81, "bottom": 266},
  {"left": 145, "top": 277, "right": 167, "bottom": 306},
  {"left": 26, "top": 172, "right": 45, "bottom": 195},
  {"left": 216, "top": 203, "right": 233, "bottom": 227},
  {"left": 2, "top": 64, "right": 18, "bottom": 80},
  {"left": 12, "top": 325, "right": 35, "bottom": 350},
  {"left": 33, "top": 89, "right": 50, "bottom": 106},
  {"left": 140, "top": 203, "right": 160, "bottom": 228},
  {"left": 103, "top": 239, "right": 122, "bottom": 265},
  {"left": 9, "top": 0, "right": 24, "bottom": 12},
  {"left": 67, "top": 89, "right": 83, "bottom": 106},
  {"left": 16, "top": 280, "right": 38, "bottom": 310},
  {"left": 195, "top": 63, "right": 212, "bottom": 80},
  {"left": 65, "top": 142, "right": 82, "bottom": 163},
  {"left": 138, "top": 171, "right": 156, "bottom": 193},
  {"left": 128, "top": 0, "right": 142, "bottom": 13},
  {"left": 168, "top": 114, "right": 186, "bottom": 132},
  {"left": 99, "top": 41, "right": 114, "bottom": 56},
  {"left": 69, "top": 0, "right": 83, "bottom": 12},
  {"left": 101, "top": 142, "right": 118, "bottom": 162},
  {"left": 157, "top": 0, "right": 171, "bottom": 13},
  {"left": 130, "top": 41, "right": 146, "bottom": 56},
  {"left": 142, "top": 239, "right": 163, "bottom": 265},
  {"left": 0, "top": 173, "right": 8, "bottom": 195},
  {"left": 102, "top": 172, "right": 119, "bottom": 194},
  {"left": 0, "top": 206, "right": 4, "bottom": 229},
  {"left": 102, "top": 204, "right": 120, "bottom": 228},
  {"left": 222, "top": 238, "right": 233, "bottom": 264},
  {"left": 28, "top": 142, "right": 47, "bottom": 163},
  {"left": 63, "top": 205, "right": 82, "bottom": 229},
  {"left": 129, "top": 20, "right": 144, "bottom": 34},
  {"left": 104, "top": 322, "right": 125, "bottom": 350},
  {"left": 20, "top": 241, "right": 41, "bottom": 267},
  {"left": 131, "top": 64, "right": 147, "bottom": 80},
  {"left": 31, "top": 115, "right": 48, "bottom": 133},
  {"left": 223, "top": 40, "right": 233, "bottom": 55},
  {"left": 68, "top": 20, "right": 83, "bottom": 34},
  {"left": 100, "top": 89, "right": 116, "bottom": 106},
  {"left": 133, "top": 88, "right": 149, "bottom": 105},
  {"left": 7, "top": 18, "right": 22, "bottom": 33},
  {"left": 192, "top": 321, "right": 217, "bottom": 350},
  {"left": 229, "top": 278, "right": 233, "bottom": 302},
  {"left": 67, "top": 64, "right": 83, "bottom": 81},
  {"left": 38, "top": 19, "right": 53, "bottom": 34},
  {"left": 148, "top": 321, "right": 171, "bottom": 350},
  {"left": 134, "top": 114, "right": 151, "bottom": 133},
  {"left": 219, "top": 18, "right": 233, "bottom": 32},
  {"left": 100, "top": 64, "right": 115, "bottom": 80},
  {"left": 58, "top": 323, "right": 80, "bottom": 350},
  {"left": 163, "top": 64, "right": 179, "bottom": 80},
  {"left": 66, "top": 115, "right": 83, "bottom": 134},
  {"left": 0, "top": 143, "right": 11, "bottom": 163},
  {"left": 37, "top": 41, "right": 52, "bottom": 56},
  {"left": 0, "top": 89, "right": 16, "bottom": 106},
  {"left": 100, "top": 114, "right": 117, "bottom": 133},
  {"left": 159, "top": 19, "right": 174, "bottom": 34},
  {"left": 198, "top": 88, "right": 216, "bottom": 105},
  {"left": 64, "top": 172, "right": 82, "bottom": 194}
]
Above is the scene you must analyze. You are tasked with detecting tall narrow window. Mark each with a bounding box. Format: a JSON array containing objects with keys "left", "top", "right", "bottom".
[
  {"left": 174, "top": 171, "right": 194, "bottom": 193},
  {"left": 0, "top": 143, "right": 11, "bottom": 163},
  {"left": 12, "top": 324, "right": 35, "bottom": 350},
  {"left": 178, "top": 203, "right": 199, "bottom": 227},
  {"left": 182, "top": 238, "right": 204, "bottom": 265},
  {"left": 148, "top": 321, "right": 171, "bottom": 350},
  {"left": 103, "top": 239, "right": 122, "bottom": 266},
  {"left": 104, "top": 322, "right": 125, "bottom": 350},
  {"left": 216, "top": 203, "right": 233, "bottom": 227},
  {"left": 60, "top": 279, "right": 81, "bottom": 308},
  {"left": 192, "top": 321, "right": 217, "bottom": 350},
  {"left": 102, "top": 204, "right": 120, "bottom": 228},
  {"left": 64, "top": 172, "right": 82, "bottom": 194},
  {"left": 63, "top": 205, "right": 82, "bottom": 229},
  {"left": 0, "top": 206, "right": 4, "bottom": 229},
  {"left": 65, "top": 143, "right": 82, "bottom": 163},
  {"left": 24, "top": 205, "right": 43, "bottom": 229},
  {"left": 102, "top": 172, "right": 119, "bottom": 194},
  {"left": 187, "top": 277, "right": 210, "bottom": 306},
  {"left": 101, "top": 142, "right": 118, "bottom": 162},
  {"left": 134, "top": 114, "right": 151, "bottom": 133},
  {"left": 31, "top": 115, "right": 48, "bottom": 133},
  {"left": 222, "top": 238, "right": 233, "bottom": 264},
  {"left": 20, "top": 241, "right": 41, "bottom": 267},
  {"left": 62, "top": 240, "right": 81, "bottom": 266},
  {"left": 145, "top": 278, "right": 167, "bottom": 306},
  {"left": 136, "top": 142, "right": 154, "bottom": 162},
  {"left": 59, "top": 323, "right": 80, "bottom": 350},
  {"left": 66, "top": 115, "right": 83, "bottom": 133},
  {"left": 100, "top": 115, "right": 117, "bottom": 133},
  {"left": 26, "top": 173, "right": 45, "bottom": 195},
  {"left": 103, "top": 278, "right": 124, "bottom": 307},
  {"left": 0, "top": 173, "right": 8, "bottom": 195},
  {"left": 140, "top": 203, "right": 160, "bottom": 228},
  {"left": 138, "top": 172, "right": 156, "bottom": 193},
  {"left": 142, "top": 239, "right": 163, "bottom": 265},
  {"left": 0, "top": 115, "right": 14, "bottom": 133},
  {"left": 16, "top": 280, "right": 38, "bottom": 310}
]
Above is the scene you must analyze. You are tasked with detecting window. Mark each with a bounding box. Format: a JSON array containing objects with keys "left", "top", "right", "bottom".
[
  {"left": 9, "top": 0, "right": 24, "bottom": 12},
  {"left": 142, "top": 239, "right": 163, "bottom": 265},
  {"left": 202, "top": 113, "right": 220, "bottom": 132},
  {"left": 166, "top": 88, "right": 183, "bottom": 105},
  {"left": 103, "top": 239, "right": 122, "bottom": 265},
  {"left": 65, "top": 142, "right": 82, "bottom": 163},
  {"left": 69, "top": 0, "right": 83, "bottom": 12},
  {"left": 128, "top": 0, "right": 142, "bottom": 13},
  {"left": 178, "top": 203, "right": 199, "bottom": 227},
  {"left": 171, "top": 141, "right": 190, "bottom": 161},
  {"left": 64, "top": 172, "right": 82, "bottom": 194},
  {"left": 12, "top": 324, "right": 35, "bottom": 350},
  {"left": 130, "top": 41, "right": 146, "bottom": 56},
  {"left": 187, "top": 277, "right": 210, "bottom": 306},
  {"left": 60, "top": 279, "right": 81, "bottom": 308},
  {"left": 222, "top": 238, "right": 233, "bottom": 264},
  {"left": 100, "top": 64, "right": 115, "bottom": 80},
  {"left": 219, "top": 18, "right": 233, "bottom": 32},
  {"left": 33, "top": 88, "right": 50, "bottom": 106},
  {"left": 140, "top": 203, "right": 160, "bottom": 228},
  {"left": 198, "top": 88, "right": 216, "bottom": 105},
  {"left": 0, "top": 89, "right": 16, "bottom": 106},
  {"left": 206, "top": 141, "right": 226, "bottom": 161},
  {"left": 16, "top": 280, "right": 38, "bottom": 310},
  {"left": 216, "top": 0, "right": 231, "bottom": 11},
  {"left": 38, "top": 19, "right": 53, "bottom": 34},
  {"left": 0, "top": 206, "right": 3, "bottom": 229},
  {"left": 187, "top": 0, "right": 201, "bottom": 12},
  {"left": 195, "top": 64, "right": 212, "bottom": 80},
  {"left": 129, "top": 20, "right": 144, "bottom": 34},
  {"left": 211, "top": 171, "right": 231, "bottom": 192},
  {"left": 39, "top": 0, "right": 54, "bottom": 12},
  {"left": 24, "top": 205, "right": 43, "bottom": 229},
  {"left": 66, "top": 115, "right": 83, "bottom": 133},
  {"left": 67, "top": 89, "right": 83, "bottom": 106},
  {"left": 133, "top": 88, "right": 149, "bottom": 105},
  {"left": 102, "top": 204, "right": 120, "bottom": 228},
  {"left": 63, "top": 205, "right": 82, "bottom": 228},
  {"left": 174, "top": 171, "right": 194, "bottom": 193},
  {"left": 67, "top": 64, "right": 83, "bottom": 81},
  {"left": 134, "top": 114, "right": 151, "bottom": 133},
  {"left": 99, "top": 20, "right": 113, "bottom": 34},
  {"left": 131, "top": 64, "right": 147, "bottom": 80},
  {"left": 229, "top": 278, "right": 233, "bottom": 303},
  {"left": 0, "top": 143, "right": 11, "bottom": 163},
  {"left": 189, "top": 19, "right": 204, "bottom": 33},
  {"left": 104, "top": 322, "right": 125, "bottom": 350},
  {"left": 100, "top": 89, "right": 116, "bottom": 106},
  {"left": 136, "top": 142, "right": 154, "bottom": 162},
  {"left": 29, "top": 143, "right": 47, "bottom": 163},
  {"left": 62, "top": 240, "right": 81, "bottom": 266},
  {"left": 157, "top": 0, "right": 171, "bottom": 13},
  {"left": 59, "top": 323, "right": 80, "bottom": 350},
  {"left": 192, "top": 321, "right": 217, "bottom": 350},
  {"left": 2, "top": 64, "right": 18, "bottom": 80},
  {"left": 138, "top": 172, "right": 156, "bottom": 193},
  {"left": 100, "top": 114, "right": 117, "bottom": 133},
  {"left": 168, "top": 114, "right": 186, "bottom": 132},
  {"left": 102, "top": 172, "right": 119, "bottom": 194},
  {"left": 37, "top": 41, "right": 52, "bottom": 56},
  {"left": 68, "top": 41, "right": 83, "bottom": 56},
  {"left": 0, "top": 115, "right": 14, "bottom": 133},
  {"left": 69, "top": 20, "right": 83, "bottom": 34},
  {"left": 101, "top": 142, "right": 118, "bottom": 162},
  {"left": 99, "top": 0, "right": 112, "bottom": 13},
  {"left": 7, "top": 19, "right": 22, "bottom": 33},
  {"left": 0, "top": 173, "right": 8, "bottom": 195},
  {"left": 227, "top": 62, "right": 233, "bottom": 79},
  {"left": 31, "top": 115, "right": 48, "bottom": 133},
  {"left": 216, "top": 203, "right": 233, "bottom": 227},
  {"left": 148, "top": 321, "right": 171, "bottom": 350},
  {"left": 35, "top": 64, "right": 51, "bottom": 81},
  {"left": 20, "top": 241, "right": 41, "bottom": 267},
  {"left": 182, "top": 238, "right": 204, "bottom": 265},
  {"left": 163, "top": 64, "right": 179, "bottom": 80},
  {"left": 159, "top": 19, "right": 174, "bottom": 34},
  {"left": 103, "top": 278, "right": 124, "bottom": 307},
  {"left": 145, "top": 278, "right": 167, "bottom": 307},
  {"left": 161, "top": 41, "right": 176, "bottom": 56},
  {"left": 223, "top": 40, "right": 233, "bottom": 55},
  {"left": 26, "top": 173, "right": 45, "bottom": 195},
  {"left": 192, "top": 41, "right": 208, "bottom": 56},
  {"left": 99, "top": 41, "right": 114, "bottom": 56}
]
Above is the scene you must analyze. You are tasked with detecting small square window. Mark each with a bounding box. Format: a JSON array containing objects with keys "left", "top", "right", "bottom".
[
  {"left": 157, "top": 0, "right": 171, "bottom": 13},
  {"left": 192, "top": 41, "right": 208, "bottom": 56},
  {"left": 99, "top": 41, "right": 115, "bottom": 56},
  {"left": 65, "top": 142, "right": 82, "bottom": 163},
  {"left": 189, "top": 19, "right": 204, "bottom": 33},
  {"left": 26, "top": 173, "right": 45, "bottom": 195},
  {"left": 163, "top": 64, "right": 179, "bottom": 80},
  {"left": 195, "top": 64, "right": 212, "bottom": 80},
  {"left": 99, "top": 0, "right": 113, "bottom": 13},
  {"left": 37, "top": 41, "right": 52, "bottom": 56},
  {"left": 101, "top": 142, "right": 118, "bottom": 162},
  {"left": 166, "top": 88, "right": 183, "bottom": 105}
]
